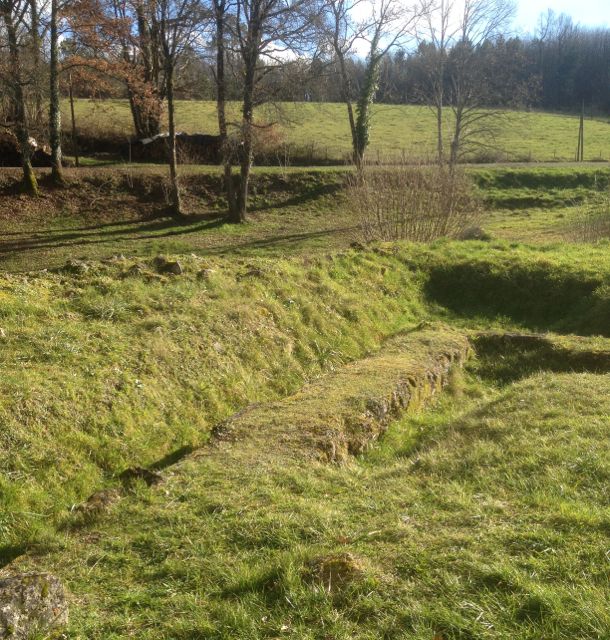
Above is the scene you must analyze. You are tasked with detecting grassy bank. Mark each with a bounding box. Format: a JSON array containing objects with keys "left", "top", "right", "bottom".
[
  {"left": 0, "top": 248, "right": 428, "bottom": 552},
  {"left": 29, "top": 368, "right": 609, "bottom": 639},
  {"left": 2, "top": 241, "right": 610, "bottom": 552},
  {"left": 2, "top": 165, "right": 609, "bottom": 273}
]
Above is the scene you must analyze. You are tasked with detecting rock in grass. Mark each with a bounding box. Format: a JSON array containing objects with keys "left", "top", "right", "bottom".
[
  {"left": 0, "top": 573, "right": 68, "bottom": 639},
  {"left": 119, "top": 466, "right": 163, "bottom": 487},
  {"left": 74, "top": 488, "right": 121, "bottom": 516},
  {"left": 153, "top": 256, "right": 183, "bottom": 275},
  {"left": 63, "top": 259, "right": 90, "bottom": 275}
]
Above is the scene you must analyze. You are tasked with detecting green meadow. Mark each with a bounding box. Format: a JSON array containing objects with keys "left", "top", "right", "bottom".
[{"left": 66, "top": 99, "right": 610, "bottom": 162}]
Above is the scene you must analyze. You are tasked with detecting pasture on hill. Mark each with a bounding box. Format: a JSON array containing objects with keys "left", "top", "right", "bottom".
[{"left": 65, "top": 100, "right": 610, "bottom": 164}]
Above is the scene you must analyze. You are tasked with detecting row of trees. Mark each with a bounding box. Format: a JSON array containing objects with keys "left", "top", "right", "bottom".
[
  {"left": 264, "top": 13, "right": 610, "bottom": 115},
  {"left": 0, "top": 0, "right": 531, "bottom": 222}
]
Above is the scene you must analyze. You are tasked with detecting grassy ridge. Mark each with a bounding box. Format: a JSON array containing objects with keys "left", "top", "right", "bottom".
[
  {"left": 2, "top": 241, "right": 610, "bottom": 637},
  {"left": 0, "top": 249, "right": 425, "bottom": 551},
  {"left": 66, "top": 99, "right": 610, "bottom": 162},
  {"left": 15, "top": 340, "right": 610, "bottom": 638},
  {"left": 2, "top": 242, "right": 610, "bottom": 551}
]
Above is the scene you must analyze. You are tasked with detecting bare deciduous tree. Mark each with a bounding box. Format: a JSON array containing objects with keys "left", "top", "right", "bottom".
[
  {"left": 49, "top": 0, "right": 64, "bottom": 184},
  {"left": 156, "top": 0, "right": 206, "bottom": 216},
  {"left": 417, "top": 0, "right": 515, "bottom": 165},
  {"left": 0, "top": 0, "right": 40, "bottom": 194},
  {"left": 224, "top": 0, "right": 318, "bottom": 221},
  {"left": 321, "top": 0, "right": 424, "bottom": 168},
  {"left": 212, "top": 0, "right": 238, "bottom": 218}
]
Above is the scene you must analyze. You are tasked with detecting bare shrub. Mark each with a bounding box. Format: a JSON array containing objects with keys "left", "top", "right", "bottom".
[
  {"left": 350, "top": 165, "right": 483, "bottom": 242},
  {"left": 569, "top": 195, "right": 610, "bottom": 243}
]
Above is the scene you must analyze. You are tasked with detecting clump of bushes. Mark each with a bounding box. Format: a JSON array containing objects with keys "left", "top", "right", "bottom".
[
  {"left": 349, "top": 165, "right": 483, "bottom": 242},
  {"left": 571, "top": 193, "right": 610, "bottom": 243}
]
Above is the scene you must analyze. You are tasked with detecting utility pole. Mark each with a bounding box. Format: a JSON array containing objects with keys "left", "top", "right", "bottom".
[{"left": 576, "top": 100, "right": 584, "bottom": 162}]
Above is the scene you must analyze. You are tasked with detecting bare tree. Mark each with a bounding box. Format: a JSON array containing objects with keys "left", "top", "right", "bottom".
[
  {"left": 414, "top": 0, "right": 515, "bottom": 165},
  {"left": 448, "top": 0, "right": 515, "bottom": 163},
  {"left": 415, "top": 0, "right": 456, "bottom": 163},
  {"left": 321, "top": 0, "right": 424, "bottom": 168},
  {"left": 224, "top": 0, "right": 318, "bottom": 222},
  {"left": 49, "top": 0, "right": 63, "bottom": 183},
  {"left": 0, "top": 0, "right": 40, "bottom": 194},
  {"left": 212, "top": 0, "right": 238, "bottom": 219},
  {"left": 156, "top": 0, "right": 205, "bottom": 216}
]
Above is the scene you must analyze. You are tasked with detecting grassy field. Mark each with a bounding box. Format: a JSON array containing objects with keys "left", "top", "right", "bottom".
[
  {"left": 65, "top": 99, "right": 610, "bottom": 163},
  {"left": 3, "top": 241, "right": 610, "bottom": 639},
  {"left": 1, "top": 165, "right": 609, "bottom": 273},
  {"left": 1, "top": 163, "right": 610, "bottom": 638}
]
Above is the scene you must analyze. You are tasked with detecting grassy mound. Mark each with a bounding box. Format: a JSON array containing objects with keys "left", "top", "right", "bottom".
[
  {"left": 420, "top": 242, "right": 610, "bottom": 335},
  {"left": 15, "top": 365, "right": 610, "bottom": 638},
  {"left": 2, "top": 242, "right": 610, "bottom": 553},
  {"left": 211, "top": 327, "right": 470, "bottom": 463},
  {"left": 2, "top": 239, "right": 610, "bottom": 638},
  {"left": 0, "top": 248, "right": 425, "bottom": 550}
]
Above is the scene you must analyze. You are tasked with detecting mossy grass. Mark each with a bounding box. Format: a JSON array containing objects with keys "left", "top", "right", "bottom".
[{"left": 2, "top": 162, "right": 610, "bottom": 638}]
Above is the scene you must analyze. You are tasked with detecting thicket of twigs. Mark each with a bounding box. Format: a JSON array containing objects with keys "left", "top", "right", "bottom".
[
  {"left": 349, "top": 164, "right": 483, "bottom": 242},
  {"left": 571, "top": 195, "right": 610, "bottom": 243}
]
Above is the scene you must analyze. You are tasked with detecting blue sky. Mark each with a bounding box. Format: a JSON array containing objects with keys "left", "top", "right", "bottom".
[{"left": 516, "top": 0, "right": 609, "bottom": 32}]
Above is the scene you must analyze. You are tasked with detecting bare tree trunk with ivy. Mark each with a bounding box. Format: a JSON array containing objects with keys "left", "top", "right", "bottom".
[
  {"left": 322, "top": 0, "right": 424, "bottom": 170},
  {"left": 354, "top": 32, "right": 383, "bottom": 168}
]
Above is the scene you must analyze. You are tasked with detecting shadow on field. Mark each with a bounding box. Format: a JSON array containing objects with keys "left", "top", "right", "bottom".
[
  {"left": 471, "top": 333, "right": 610, "bottom": 384},
  {"left": 424, "top": 260, "right": 609, "bottom": 337},
  {"left": 250, "top": 181, "right": 344, "bottom": 212},
  {"left": 206, "top": 225, "right": 358, "bottom": 254},
  {"left": 0, "top": 215, "right": 227, "bottom": 258}
]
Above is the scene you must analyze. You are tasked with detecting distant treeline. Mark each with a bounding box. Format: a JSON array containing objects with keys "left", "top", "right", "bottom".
[{"left": 151, "top": 16, "right": 609, "bottom": 115}]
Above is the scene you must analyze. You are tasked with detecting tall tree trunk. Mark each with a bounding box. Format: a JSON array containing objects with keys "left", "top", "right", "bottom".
[
  {"left": 3, "top": 10, "right": 38, "bottom": 196},
  {"left": 28, "top": 0, "right": 44, "bottom": 122},
  {"left": 435, "top": 52, "right": 445, "bottom": 165},
  {"left": 49, "top": 0, "right": 64, "bottom": 185},
  {"left": 354, "top": 52, "right": 382, "bottom": 170},
  {"left": 69, "top": 73, "right": 80, "bottom": 167},
  {"left": 214, "top": 0, "right": 238, "bottom": 221},
  {"left": 335, "top": 52, "right": 358, "bottom": 158},
  {"left": 237, "top": 51, "right": 257, "bottom": 223},
  {"left": 166, "top": 62, "right": 182, "bottom": 216}
]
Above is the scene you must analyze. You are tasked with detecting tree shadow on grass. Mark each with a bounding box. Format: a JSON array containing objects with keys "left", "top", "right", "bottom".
[
  {"left": 0, "top": 214, "right": 228, "bottom": 260},
  {"left": 249, "top": 181, "right": 345, "bottom": 213}
]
